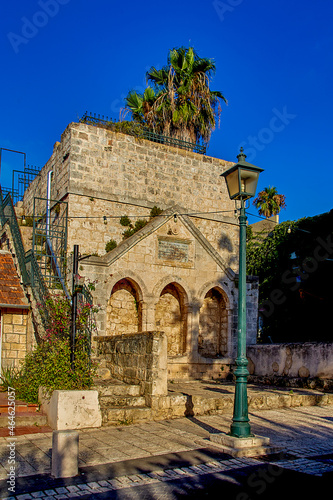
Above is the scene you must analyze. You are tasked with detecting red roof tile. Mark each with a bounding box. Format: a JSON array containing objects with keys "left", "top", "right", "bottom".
[{"left": 0, "top": 252, "right": 28, "bottom": 306}]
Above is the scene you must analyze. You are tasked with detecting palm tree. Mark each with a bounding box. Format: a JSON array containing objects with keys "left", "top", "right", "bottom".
[
  {"left": 253, "top": 186, "right": 286, "bottom": 218},
  {"left": 124, "top": 46, "right": 227, "bottom": 145}
]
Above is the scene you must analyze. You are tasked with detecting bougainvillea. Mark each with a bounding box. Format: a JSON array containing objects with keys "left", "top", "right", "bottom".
[{"left": 12, "top": 293, "right": 98, "bottom": 403}]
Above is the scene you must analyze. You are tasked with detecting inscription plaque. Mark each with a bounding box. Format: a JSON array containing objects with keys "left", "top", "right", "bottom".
[{"left": 158, "top": 239, "right": 189, "bottom": 263}]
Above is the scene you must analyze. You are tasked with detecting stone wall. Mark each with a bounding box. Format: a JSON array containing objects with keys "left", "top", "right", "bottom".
[
  {"left": 1, "top": 309, "right": 30, "bottom": 369},
  {"left": 247, "top": 342, "right": 333, "bottom": 380},
  {"left": 95, "top": 331, "right": 168, "bottom": 399},
  {"left": 22, "top": 122, "right": 239, "bottom": 267}
]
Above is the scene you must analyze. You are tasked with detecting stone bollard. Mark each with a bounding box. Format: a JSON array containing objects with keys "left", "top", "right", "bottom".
[{"left": 51, "top": 430, "right": 79, "bottom": 478}]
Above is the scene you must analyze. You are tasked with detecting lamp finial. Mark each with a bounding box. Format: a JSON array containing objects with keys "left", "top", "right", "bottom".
[{"left": 237, "top": 147, "right": 247, "bottom": 162}]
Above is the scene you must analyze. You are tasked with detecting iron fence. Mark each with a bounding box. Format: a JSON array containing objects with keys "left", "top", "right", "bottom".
[{"left": 80, "top": 111, "right": 207, "bottom": 155}]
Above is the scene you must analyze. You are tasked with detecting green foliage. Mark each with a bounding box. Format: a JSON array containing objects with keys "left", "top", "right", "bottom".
[
  {"left": 150, "top": 206, "right": 163, "bottom": 218},
  {"left": 122, "top": 219, "right": 147, "bottom": 239},
  {"left": 112, "top": 120, "right": 144, "bottom": 137},
  {"left": 247, "top": 211, "right": 333, "bottom": 343},
  {"left": 105, "top": 239, "right": 117, "bottom": 253},
  {"left": 14, "top": 335, "right": 95, "bottom": 403},
  {"left": 246, "top": 225, "right": 253, "bottom": 242},
  {"left": 8, "top": 294, "right": 96, "bottom": 403},
  {"left": 120, "top": 215, "right": 132, "bottom": 227},
  {"left": 119, "top": 207, "right": 162, "bottom": 240},
  {"left": 253, "top": 186, "right": 286, "bottom": 218},
  {"left": 0, "top": 366, "right": 21, "bottom": 391},
  {"left": 124, "top": 46, "right": 227, "bottom": 145}
]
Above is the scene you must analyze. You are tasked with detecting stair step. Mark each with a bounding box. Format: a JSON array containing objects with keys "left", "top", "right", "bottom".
[
  {"left": 0, "top": 404, "right": 40, "bottom": 415},
  {"left": 93, "top": 381, "right": 141, "bottom": 397},
  {"left": 101, "top": 406, "right": 152, "bottom": 426},
  {"left": 0, "top": 412, "right": 48, "bottom": 428},
  {"left": 99, "top": 395, "right": 146, "bottom": 407}
]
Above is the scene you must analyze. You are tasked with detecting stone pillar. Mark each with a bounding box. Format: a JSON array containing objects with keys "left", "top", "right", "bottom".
[
  {"left": 145, "top": 297, "right": 157, "bottom": 331},
  {"left": 51, "top": 430, "right": 79, "bottom": 478},
  {"left": 188, "top": 303, "right": 201, "bottom": 363}
]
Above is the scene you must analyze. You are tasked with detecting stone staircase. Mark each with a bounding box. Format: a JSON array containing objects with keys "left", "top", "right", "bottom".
[
  {"left": 93, "top": 379, "right": 153, "bottom": 426},
  {"left": 0, "top": 391, "right": 49, "bottom": 435}
]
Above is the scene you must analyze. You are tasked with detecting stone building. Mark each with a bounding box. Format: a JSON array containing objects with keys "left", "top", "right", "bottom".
[{"left": 19, "top": 120, "right": 259, "bottom": 380}]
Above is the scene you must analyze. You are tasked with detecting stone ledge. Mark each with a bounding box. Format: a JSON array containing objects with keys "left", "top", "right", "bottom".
[{"left": 210, "top": 432, "right": 282, "bottom": 457}]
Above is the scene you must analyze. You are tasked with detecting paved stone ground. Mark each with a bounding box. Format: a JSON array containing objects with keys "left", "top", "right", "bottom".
[{"left": 0, "top": 404, "right": 332, "bottom": 499}]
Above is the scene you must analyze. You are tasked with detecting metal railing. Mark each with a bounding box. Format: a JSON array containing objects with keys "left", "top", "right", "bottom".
[
  {"left": 0, "top": 190, "right": 30, "bottom": 284},
  {"left": 1, "top": 165, "right": 41, "bottom": 206},
  {"left": 32, "top": 197, "right": 69, "bottom": 296},
  {"left": 0, "top": 191, "right": 94, "bottom": 349},
  {"left": 77, "top": 284, "right": 95, "bottom": 358},
  {"left": 25, "top": 249, "right": 51, "bottom": 315},
  {"left": 80, "top": 111, "right": 207, "bottom": 155}
]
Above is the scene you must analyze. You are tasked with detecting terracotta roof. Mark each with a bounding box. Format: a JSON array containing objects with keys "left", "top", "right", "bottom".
[{"left": 0, "top": 252, "right": 29, "bottom": 307}]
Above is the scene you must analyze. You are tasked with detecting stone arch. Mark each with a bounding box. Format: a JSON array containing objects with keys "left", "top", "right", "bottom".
[
  {"left": 152, "top": 276, "right": 192, "bottom": 305},
  {"left": 197, "top": 279, "right": 232, "bottom": 309},
  {"left": 198, "top": 286, "right": 229, "bottom": 358},
  {"left": 155, "top": 282, "right": 188, "bottom": 356},
  {"left": 106, "top": 277, "right": 143, "bottom": 335},
  {"left": 106, "top": 269, "right": 148, "bottom": 303}
]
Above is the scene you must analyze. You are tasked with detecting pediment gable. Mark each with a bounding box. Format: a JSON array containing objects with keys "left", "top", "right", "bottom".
[{"left": 88, "top": 206, "right": 235, "bottom": 280}]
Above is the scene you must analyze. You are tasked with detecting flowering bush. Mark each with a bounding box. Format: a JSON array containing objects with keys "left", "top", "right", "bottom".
[{"left": 14, "top": 293, "right": 97, "bottom": 403}]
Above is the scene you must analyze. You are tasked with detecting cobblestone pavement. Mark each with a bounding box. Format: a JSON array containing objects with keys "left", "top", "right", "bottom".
[{"left": 0, "top": 405, "right": 332, "bottom": 499}]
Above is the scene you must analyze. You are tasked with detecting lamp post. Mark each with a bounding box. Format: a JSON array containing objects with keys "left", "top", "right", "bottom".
[{"left": 221, "top": 148, "right": 263, "bottom": 438}]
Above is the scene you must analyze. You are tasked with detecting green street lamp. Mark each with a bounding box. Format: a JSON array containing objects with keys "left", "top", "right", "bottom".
[{"left": 221, "top": 148, "right": 263, "bottom": 438}]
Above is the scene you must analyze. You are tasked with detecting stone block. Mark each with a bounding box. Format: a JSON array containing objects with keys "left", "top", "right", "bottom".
[
  {"left": 51, "top": 430, "right": 79, "bottom": 478},
  {"left": 5, "top": 334, "right": 20, "bottom": 343},
  {"left": 42, "top": 390, "right": 102, "bottom": 430}
]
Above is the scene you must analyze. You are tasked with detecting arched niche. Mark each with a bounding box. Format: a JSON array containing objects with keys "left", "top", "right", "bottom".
[
  {"left": 155, "top": 282, "right": 188, "bottom": 356},
  {"left": 106, "top": 277, "right": 142, "bottom": 335},
  {"left": 198, "top": 287, "right": 228, "bottom": 357}
]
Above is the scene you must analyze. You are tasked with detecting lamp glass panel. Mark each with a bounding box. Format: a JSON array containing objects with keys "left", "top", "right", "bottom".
[
  {"left": 240, "top": 168, "right": 260, "bottom": 197},
  {"left": 225, "top": 169, "right": 240, "bottom": 199}
]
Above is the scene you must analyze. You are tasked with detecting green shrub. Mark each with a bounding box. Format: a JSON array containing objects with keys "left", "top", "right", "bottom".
[
  {"left": 11, "top": 294, "right": 97, "bottom": 403},
  {"left": 15, "top": 335, "right": 95, "bottom": 403},
  {"left": 113, "top": 120, "right": 144, "bottom": 137},
  {"left": 120, "top": 215, "right": 132, "bottom": 227},
  {"left": 122, "top": 219, "right": 147, "bottom": 239},
  {"left": 105, "top": 239, "right": 117, "bottom": 253},
  {"left": 0, "top": 366, "right": 21, "bottom": 391},
  {"left": 150, "top": 206, "right": 163, "bottom": 218}
]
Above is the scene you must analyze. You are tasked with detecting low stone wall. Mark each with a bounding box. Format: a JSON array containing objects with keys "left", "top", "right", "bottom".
[
  {"left": 95, "top": 331, "right": 168, "bottom": 399},
  {"left": 247, "top": 343, "right": 333, "bottom": 389}
]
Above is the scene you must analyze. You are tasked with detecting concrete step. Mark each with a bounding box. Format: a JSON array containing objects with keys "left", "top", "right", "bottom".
[
  {"left": 101, "top": 406, "right": 152, "bottom": 426},
  {"left": 99, "top": 395, "right": 146, "bottom": 408}
]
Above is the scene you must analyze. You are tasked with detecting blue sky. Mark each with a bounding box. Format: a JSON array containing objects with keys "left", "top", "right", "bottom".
[{"left": 0, "top": 0, "right": 332, "bottom": 224}]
